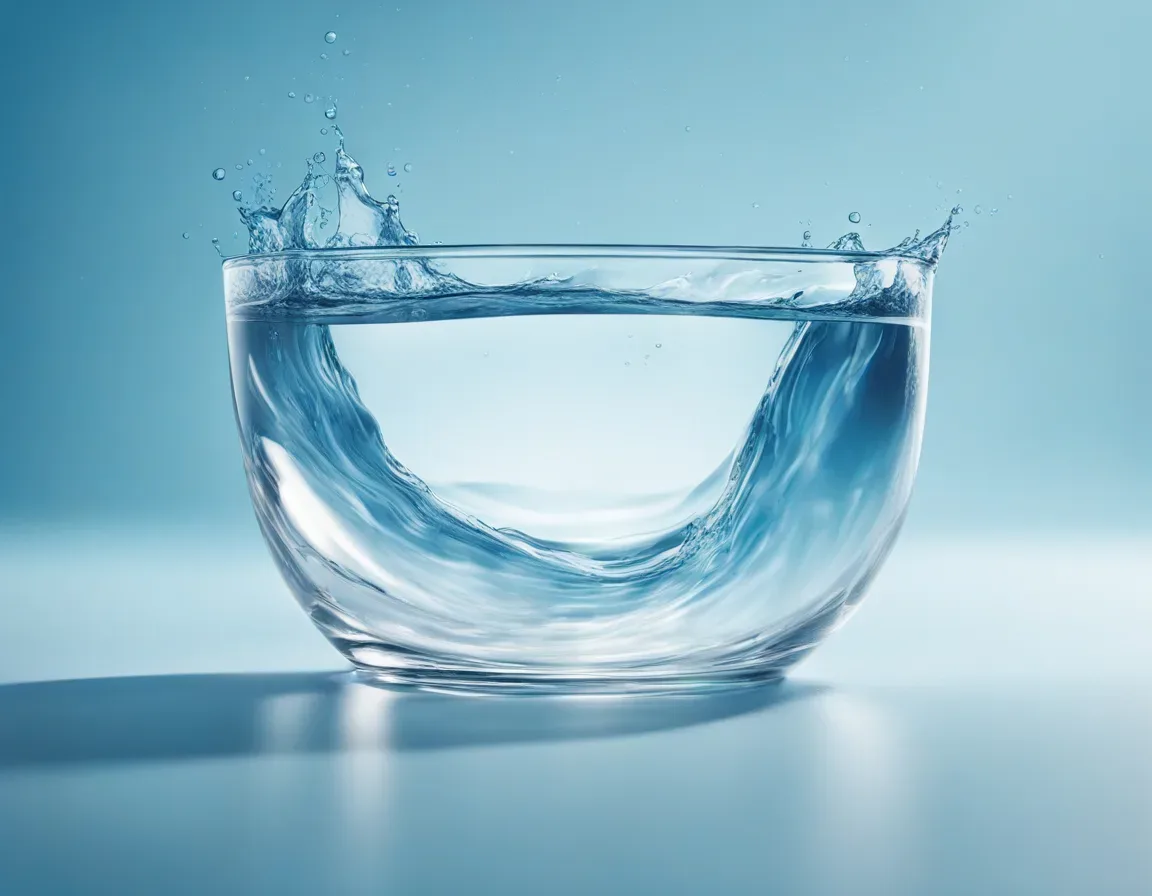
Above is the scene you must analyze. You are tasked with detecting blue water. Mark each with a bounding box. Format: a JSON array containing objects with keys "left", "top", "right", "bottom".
[{"left": 224, "top": 131, "right": 951, "bottom": 689}]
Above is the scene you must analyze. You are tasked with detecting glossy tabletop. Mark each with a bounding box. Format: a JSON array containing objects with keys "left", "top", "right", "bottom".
[{"left": 0, "top": 529, "right": 1149, "bottom": 895}]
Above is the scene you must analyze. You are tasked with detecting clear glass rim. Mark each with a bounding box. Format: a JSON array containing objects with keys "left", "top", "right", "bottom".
[{"left": 221, "top": 243, "right": 927, "bottom": 268}]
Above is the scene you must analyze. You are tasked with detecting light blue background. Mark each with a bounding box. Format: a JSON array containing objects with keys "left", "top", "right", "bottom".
[{"left": 2, "top": 0, "right": 1148, "bottom": 530}]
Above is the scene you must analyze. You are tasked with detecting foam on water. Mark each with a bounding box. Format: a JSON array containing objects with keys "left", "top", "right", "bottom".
[{"left": 224, "top": 131, "right": 952, "bottom": 681}]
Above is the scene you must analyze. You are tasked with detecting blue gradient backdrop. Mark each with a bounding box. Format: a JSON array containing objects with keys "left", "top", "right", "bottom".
[{"left": 2, "top": 0, "right": 1149, "bottom": 530}]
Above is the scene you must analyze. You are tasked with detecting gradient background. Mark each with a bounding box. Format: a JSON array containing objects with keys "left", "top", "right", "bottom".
[
  {"left": 1, "top": 3, "right": 1150, "bottom": 894},
  {"left": 2, "top": 0, "right": 1149, "bottom": 532}
]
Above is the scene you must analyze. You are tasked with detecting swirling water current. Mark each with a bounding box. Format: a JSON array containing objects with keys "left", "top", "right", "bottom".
[{"left": 225, "top": 132, "right": 951, "bottom": 676}]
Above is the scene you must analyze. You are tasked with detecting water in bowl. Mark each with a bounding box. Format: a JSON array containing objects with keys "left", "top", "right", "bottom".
[{"left": 224, "top": 128, "right": 950, "bottom": 690}]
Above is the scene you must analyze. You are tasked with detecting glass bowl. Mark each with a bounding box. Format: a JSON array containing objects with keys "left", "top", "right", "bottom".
[{"left": 224, "top": 245, "right": 933, "bottom": 693}]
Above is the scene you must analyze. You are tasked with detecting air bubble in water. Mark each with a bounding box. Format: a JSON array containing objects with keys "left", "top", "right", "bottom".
[
  {"left": 324, "top": 31, "right": 337, "bottom": 43},
  {"left": 403, "top": 162, "right": 413, "bottom": 173},
  {"left": 314, "top": 151, "right": 326, "bottom": 163},
  {"left": 325, "top": 106, "right": 337, "bottom": 120},
  {"left": 212, "top": 168, "right": 226, "bottom": 180},
  {"left": 232, "top": 190, "right": 243, "bottom": 201},
  {"left": 848, "top": 212, "right": 861, "bottom": 224}
]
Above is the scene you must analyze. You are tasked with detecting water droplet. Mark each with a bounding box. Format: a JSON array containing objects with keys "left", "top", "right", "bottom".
[
  {"left": 624, "top": 361, "right": 631, "bottom": 367},
  {"left": 974, "top": 205, "right": 983, "bottom": 214},
  {"left": 952, "top": 205, "right": 963, "bottom": 214},
  {"left": 320, "top": 52, "right": 329, "bottom": 60},
  {"left": 232, "top": 232, "right": 239, "bottom": 240},
  {"left": 752, "top": 202, "right": 760, "bottom": 209},
  {"left": 1098, "top": 253, "right": 1105, "bottom": 259},
  {"left": 325, "top": 106, "right": 337, "bottom": 120},
  {"left": 235, "top": 164, "right": 243, "bottom": 170},
  {"left": 387, "top": 164, "right": 397, "bottom": 176},
  {"left": 211, "top": 168, "right": 226, "bottom": 180},
  {"left": 313, "top": 151, "right": 326, "bottom": 163},
  {"left": 244, "top": 75, "right": 250, "bottom": 81},
  {"left": 304, "top": 93, "right": 315, "bottom": 103},
  {"left": 956, "top": 188, "right": 963, "bottom": 194},
  {"left": 963, "top": 220, "right": 970, "bottom": 228},
  {"left": 320, "top": 127, "right": 328, "bottom": 135},
  {"left": 232, "top": 190, "right": 242, "bottom": 201},
  {"left": 655, "top": 343, "right": 662, "bottom": 348},
  {"left": 259, "top": 148, "right": 266, "bottom": 155},
  {"left": 288, "top": 91, "right": 296, "bottom": 98},
  {"left": 803, "top": 230, "right": 812, "bottom": 241},
  {"left": 936, "top": 181, "right": 943, "bottom": 189},
  {"left": 403, "top": 162, "right": 413, "bottom": 173},
  {"left": 990, "top": 207, "right": 999, "bottom": 216},
  {"left": 211, "top": 237, "right": 219, "bottom": 244},
  {"left": 182, "top": 232, "right": 190, "bottom": 239},
  {"left": 324, "top": 31, "right": 337, "bottom": 43},
  {"left": 342, "top": 48, "right": 351, "bottom": 56},
  {"left": 247, "top": 159, "right": 253, "bottom": 166},
  {"left": 848, "top": 211, "right": 861, "bottom": 224},
  {"left": 684, "top": 125, "right": 691, "bottom": 132},
  {"left": 1007, "top": 194, "right": 1014, "bottom": 200}
]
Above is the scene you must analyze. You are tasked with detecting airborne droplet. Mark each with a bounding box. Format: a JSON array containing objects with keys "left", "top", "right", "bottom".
[
  {"left": 304, "top": 93, "right": 315, "bottom": 104},
  {"left": 313, "top": 152, "right": 326, "bottom": 163},
  {"left": 403, "top": 162, "right": 413, "bottom": 173},
  {"left": 387, "top": 164, "right": 397, "bottom": 176},
  {"left": 848, "top": 212, "right": 861, "bottom": 224},
  {"left": 325, "top": 106, "right": 337, "bottom": 120},
  {"left": 212, "top": 168, "right": 226, "bottom": 180},
  {"left": 324, "top": 31, "right": 337, "bottom": 43},
  {"left": 232, "top": 190, "right": 243, "bottom": 202}
]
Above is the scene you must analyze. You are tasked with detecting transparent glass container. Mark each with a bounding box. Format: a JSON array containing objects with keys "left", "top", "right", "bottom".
[{"left": 224, "top": 245, "right": 933, "bottom": 693}]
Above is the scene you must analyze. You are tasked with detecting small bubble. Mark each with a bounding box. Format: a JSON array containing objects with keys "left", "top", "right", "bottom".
[
  {"left": 848, "top": 211, "right": 861, "bottom": 223},
  {"left": 387, "top": 164, "right": 397, "bottom": 176},
  {"left": 313, "top": 151, "right": 326, "bottom": 163},
  {"left": 211, "top": 168, "right": 226, "bottom": 180},
  {"left": 304, "top": 93, "right": 315, "bottom": 103},
  {"left": 232, "top": 190, "right": 242, "bottom": 201},
  {"left": 342, "top": 48, "right": 351, "bottom": 56},
  {"left": 974, "top": 205, "right": 982, "bottom": 214},
  {"left": 259, "top": 148, "right": 266, "bottom": 155},
  {"left": 403, "top": 162, "right": 413, "bottom": 173},
  {"left": 320, "top": 127, "right": 328, "bottom": 135},
  {"left": 182, "top": 232, "right": 190, "bottom": 239},
  {"left": 288, "top": 91, "right": 296, "bottom": 98},
  {"left": 324, "top": 31, "right": 337, "bottom": 43},
  {"left": 325, "top": 106, "right": 337, "bottom": 120}
]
